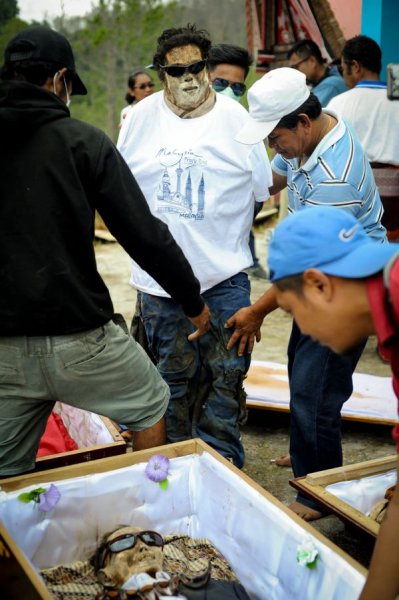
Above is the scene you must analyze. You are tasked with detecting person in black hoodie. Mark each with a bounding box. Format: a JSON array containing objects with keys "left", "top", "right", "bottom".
[{"left": 0, "top": 26, "right": 210, "bottom": 477}]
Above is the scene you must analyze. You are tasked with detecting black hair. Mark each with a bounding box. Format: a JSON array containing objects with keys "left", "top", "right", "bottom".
[
  {"left": 125, "top": 70, "right": 153, "bottom": 104},
  {"left": 152, "top": 24, "right": 211, "bottom": 82},
  {"left": 0, "top": 59, "right": 72, "bottom": 86},
  {"left": 274, "top": 274, "right": 305, "bottom": 295},
  {"left": 287, "top": 39, "right": 325, "bottom": 65},
  {"left": 342, "top": 35, "right": 382, "bottom": 75},
  {"left": 276, "top": 92, "right": 322, "bottom": 129},
  {"left": 207, "top": 43, "right": 253, "bottom": 78}
]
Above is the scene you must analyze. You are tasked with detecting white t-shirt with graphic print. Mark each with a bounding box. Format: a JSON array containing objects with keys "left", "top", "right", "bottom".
[{"left": 117, "top": 91, "right": 272, "bottom": 296}]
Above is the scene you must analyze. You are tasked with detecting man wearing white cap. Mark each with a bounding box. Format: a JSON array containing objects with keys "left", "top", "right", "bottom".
[{"left": 226, "top": 67, "right": 387, "bottom": 520}]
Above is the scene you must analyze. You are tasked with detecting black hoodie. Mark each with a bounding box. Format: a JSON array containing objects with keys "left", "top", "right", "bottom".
[{"left": 0, "top": 81, "right": 204, "bottom": 335}]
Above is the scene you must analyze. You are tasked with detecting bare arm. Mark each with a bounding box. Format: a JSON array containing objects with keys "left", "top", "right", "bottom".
[
  {"left": 359, "top": 456, "right": 399, "bottom": 599},
  {"left": 225, "top": 286, "right": 279, "bottom": 356},
  {"left": 269, "top": 171, "right": 287, "bottom": 196}
]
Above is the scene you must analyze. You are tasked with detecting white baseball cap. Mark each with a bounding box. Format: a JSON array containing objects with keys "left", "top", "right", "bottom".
[{"left": 235, "top": 67, "right": 310, "bottom": 144}]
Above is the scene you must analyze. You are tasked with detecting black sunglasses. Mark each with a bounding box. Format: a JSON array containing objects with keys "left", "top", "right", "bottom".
[
  {"left": 134, "top": 82, "right": 155, "bottom": 90},
  {"left": 290, "top": 55, "right": 311, "bottom": 70},
  {"left": 160, "top": 59, "right": 207, "bottom": 78},
  {"left": 211, "top": 77, "right": 246, "bottom": 97},
  {"left": 97, "top": 530, "right": 164, "bottom": 571}
]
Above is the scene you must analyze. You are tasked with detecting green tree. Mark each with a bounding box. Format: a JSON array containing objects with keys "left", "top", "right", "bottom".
[
  {"left": 0, "top": 0, "right": 18, "bottom": 26},
  {"left": 55, "top": 0, "right": 179, "bottom": 140}
]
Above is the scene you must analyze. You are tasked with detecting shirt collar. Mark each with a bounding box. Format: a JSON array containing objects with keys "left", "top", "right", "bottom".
[
  {"left": 355, "top": 80, "right": 387, "bottom": 89},
  {"left": 299, "top": 108, "right": 345, "bottom": 172},
  {"left": 367, "top": 273, "right": 396, "bottom": 345}
]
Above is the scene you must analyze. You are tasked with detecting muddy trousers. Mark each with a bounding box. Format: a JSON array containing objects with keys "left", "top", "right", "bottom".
[
  {"left": 288, "top": 321, "right": 366, "bottom": 511},
  {"left": 138, "top": 273, "right": 251, "bottom": 468}
]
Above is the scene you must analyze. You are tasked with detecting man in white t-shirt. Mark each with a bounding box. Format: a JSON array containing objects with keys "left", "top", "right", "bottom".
[
  {"left": 117, "top": 24, "right": 272, "bottom": 468},
  {"left": 328, "top": 35, "right": 399, "bottom": 238}
]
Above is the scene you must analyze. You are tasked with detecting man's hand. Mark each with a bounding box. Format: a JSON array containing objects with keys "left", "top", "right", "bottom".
[
  {"left": 188, "top": 304, "right": 211, "bottom": 341},
  {"left": 225, "top": 305, "right": 264, "bottom": 356}
]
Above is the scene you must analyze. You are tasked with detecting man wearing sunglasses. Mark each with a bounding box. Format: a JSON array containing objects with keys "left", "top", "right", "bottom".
[
  {"left": 288, "top": 39, "right": 347, "bottom": 107},
  {"left": 208, "top": 43, "right": 250, "bottom": 103},
  {"left": 207, "top": 43, "right": 268, "bottom": 281},
  {"left": 118, "top": 25, "right": 272, "bottom": 469}
]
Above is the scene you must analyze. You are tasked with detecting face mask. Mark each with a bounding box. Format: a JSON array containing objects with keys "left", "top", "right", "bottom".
[
  {"left": 53, "top": 72, "right": 71, "bottom": 107},
  {"left": 63, "top": 76, "right": 71, "bottom": 107},
  {"left": 216, "top": 86, "right": 241, "bottom": 102}
]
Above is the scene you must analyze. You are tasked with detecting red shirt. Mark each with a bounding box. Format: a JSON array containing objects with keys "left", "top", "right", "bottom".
[{"left": 367, "top": 262, "right": 399, "bottom": 449}]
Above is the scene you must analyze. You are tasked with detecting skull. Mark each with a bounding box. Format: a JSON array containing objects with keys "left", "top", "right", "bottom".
[{"left": 95, "top": 525, "right": 164, "bottom": 588}]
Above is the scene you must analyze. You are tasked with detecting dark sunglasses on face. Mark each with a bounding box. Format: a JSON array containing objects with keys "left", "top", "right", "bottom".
[
  {"left": 160, "top": 59, "right": 207, "bottom": 78},
  {"left": 135, "top": 82, "right": 155, "bottom": 90},
  {"left": 211, "top": 77, "right": 246, "bottom": 97},
  {"left": 290, "top": 55, "right": 310, "bottom": 69},
  {"left": 99, "top": 530, "right": 164, "bottom": 569}
]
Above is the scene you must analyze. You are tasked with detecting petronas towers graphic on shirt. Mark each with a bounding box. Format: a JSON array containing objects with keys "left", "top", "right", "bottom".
[{"left": 156, "top": 147, "right": 207, "bottom": 220}]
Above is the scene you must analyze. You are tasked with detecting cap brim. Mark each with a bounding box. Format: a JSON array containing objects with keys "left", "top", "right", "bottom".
[
  {"left": 323, "top": 242, "right": 399, "bottom": 279},
  {"left": 71, "top": 72, "right": 87, "bottom": 96},
  {"left": 234, "top": 116, "right": 280, "bottom": 145}
]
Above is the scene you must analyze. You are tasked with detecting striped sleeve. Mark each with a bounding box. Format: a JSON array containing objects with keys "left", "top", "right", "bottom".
[{"left": 271, "top": 153, "right": 289, "bottom": 177}]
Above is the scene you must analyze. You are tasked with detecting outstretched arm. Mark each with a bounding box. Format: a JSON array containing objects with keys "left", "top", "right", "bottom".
[
  {"left": 360, "top": 457, "right": 399, "bottom": 599},
  {"left": 225, "top": 286, "right": 279, "bottom": 356}
]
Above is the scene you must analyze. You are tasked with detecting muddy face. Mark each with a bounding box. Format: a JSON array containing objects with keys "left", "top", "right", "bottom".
[{"left": 163, "top": 44, "right": 209, "bottom": 110}]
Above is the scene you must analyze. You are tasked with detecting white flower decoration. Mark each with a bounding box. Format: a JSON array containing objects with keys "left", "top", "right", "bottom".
[{"left": 296, "top": 539, "right": 319, "bottom": 569}]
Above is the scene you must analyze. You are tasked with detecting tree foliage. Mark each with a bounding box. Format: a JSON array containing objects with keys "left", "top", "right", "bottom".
[
  {"left": 1, "top": 0, "right": 247, "bottom": 140},
  {"left": 0, "top": 0, "right": 18, "bottom": 26}
]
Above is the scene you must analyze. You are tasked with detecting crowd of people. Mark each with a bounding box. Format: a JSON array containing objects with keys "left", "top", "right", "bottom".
[{"left": 0, "top": 19, "right": 398, "bottom": 599}]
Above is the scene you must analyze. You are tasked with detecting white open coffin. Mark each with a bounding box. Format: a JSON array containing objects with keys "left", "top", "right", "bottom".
[{"left": 0, "top": 441, "right": 366, "bottom": 600}]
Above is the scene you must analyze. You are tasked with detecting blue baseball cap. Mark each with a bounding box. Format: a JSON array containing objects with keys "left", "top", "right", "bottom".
[{"left": 268, "top": 206, "right": 399, "bottom": 282}]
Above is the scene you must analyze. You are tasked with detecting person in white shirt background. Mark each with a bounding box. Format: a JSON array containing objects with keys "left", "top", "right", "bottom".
[{"left": 328, "top": 35, "right": 399, "bottom": 241}]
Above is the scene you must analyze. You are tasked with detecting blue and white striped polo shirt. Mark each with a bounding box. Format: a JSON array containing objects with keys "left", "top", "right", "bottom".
[{"left": 271, "top": 109, "right": 387, "bottom": 242}]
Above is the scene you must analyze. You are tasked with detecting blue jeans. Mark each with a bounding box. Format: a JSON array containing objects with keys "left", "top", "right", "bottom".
[
  {"left": 288, "top": 321, "right": 366, "bottom": 510},
  {"left": 140, "top": 273, "right": 251, "bottom": 468}
]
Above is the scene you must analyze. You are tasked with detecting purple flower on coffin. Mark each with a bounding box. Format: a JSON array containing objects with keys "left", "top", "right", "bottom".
[
  {"left": 145, "top": 454, "right": 170, "bottom": 485},
  {"left": 38, "top": 484, "right": 61, "bottom": 512},
  {"left": 18, "top": 484, "right": 61, "bottom": 512}
]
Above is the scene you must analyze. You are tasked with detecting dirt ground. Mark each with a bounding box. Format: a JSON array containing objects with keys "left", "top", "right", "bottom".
[{"left": 95, "top": 219, "right": 395, "bottom": 570}]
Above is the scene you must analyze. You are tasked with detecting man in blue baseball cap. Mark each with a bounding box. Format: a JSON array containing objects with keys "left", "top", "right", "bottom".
[{"left": 268, "top": 204, "right": 399, "bottom": 600}]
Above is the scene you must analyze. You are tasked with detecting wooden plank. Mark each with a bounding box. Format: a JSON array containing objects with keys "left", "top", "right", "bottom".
[
  {"left": 246, "top": 398, "right": 398, "bottom": 425},
  {"left": 0, "top": 522, "right": 52, "bottom": 599},
  {"left": 305, "top": 455, "right": 397, "bottom": 486},
  {"left": 0, "top": 439, "right": 203, "bottom": 492},
  {"left": 291, "top": 478, "right": 380, "bottom": 537}
]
